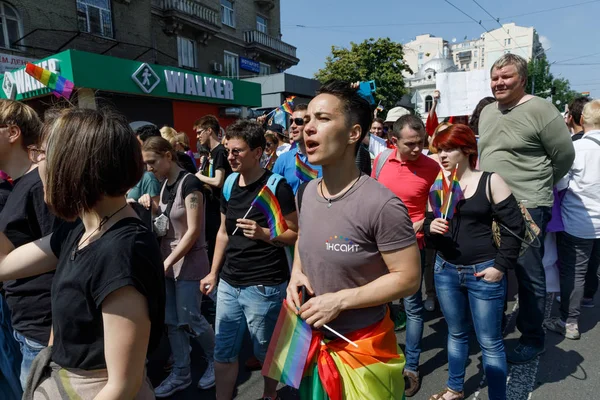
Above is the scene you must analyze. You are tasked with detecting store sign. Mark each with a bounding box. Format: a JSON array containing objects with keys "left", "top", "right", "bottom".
[
  {"left": 132, "top": 63, "right": 160, "bottom": 94},
  {"left": 163, "top": 70, "right": 234, "bottom": 100},
  {"left": 2, "top": 59, "right": 61, "bottom": 98},
  {"left": 0, "top": 53, "right": 34, "bottom": 74},
  {"left": 239, "top": 57, "right": 260, "bottom": 73}
]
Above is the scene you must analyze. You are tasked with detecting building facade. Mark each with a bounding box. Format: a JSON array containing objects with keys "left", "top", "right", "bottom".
[
  {"left": 403, "top": 34, "right": 449, "bottom": 76},
  {"left": 1, "top": 0, "right": 298, "bottom": 79}
]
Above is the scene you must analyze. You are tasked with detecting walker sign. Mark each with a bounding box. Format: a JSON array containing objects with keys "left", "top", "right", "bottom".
[
  {"left": 2, "top": 59, "right": 61, "bottom": 99},
  {"left": 162, "top": 70, "right": 235, "bottom": 100}
]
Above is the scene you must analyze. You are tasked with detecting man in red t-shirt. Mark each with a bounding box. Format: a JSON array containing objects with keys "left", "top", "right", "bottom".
[{"left": 372, "top": 114, "right": 440, "bottom": 397}]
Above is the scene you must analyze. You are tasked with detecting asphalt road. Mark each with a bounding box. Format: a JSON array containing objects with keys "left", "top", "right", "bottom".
[{"left": 149, "top": 270, "right": 600, "bottom": 399}]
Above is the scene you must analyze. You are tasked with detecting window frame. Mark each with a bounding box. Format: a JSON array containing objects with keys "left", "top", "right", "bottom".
[
  {"left": 224, "top": 50, "right": 239, "bottom": 79},
  {"left": 76, "top": 0, "right": 113, "bottom": 38},
  {"left": 256, "top": 14, "right": 268, "bottom": 34},
  {"left": 0, "top": 2, "right": 22, "bottom": 49},
  {"left": 221, "top": 0, "right": 235, "bottom": 28},
  {"left": 425, "top": 95, "right": 433, "bottom": 112},
  {"left": 259, "top": 62, "right": 271, "bottom": 76},
  {"left": 177, "top": 36, "right": 197, "bottom": 69}
]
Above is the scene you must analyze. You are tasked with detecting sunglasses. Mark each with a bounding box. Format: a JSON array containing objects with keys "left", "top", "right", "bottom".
[
  {"left": 292, "top": 118, "right": 304, "bottom": 126},
  {"left": 27, "top": 145, "right": 46, "bottom": 164}
]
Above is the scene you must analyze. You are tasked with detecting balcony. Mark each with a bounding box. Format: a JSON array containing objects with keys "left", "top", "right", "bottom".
[
  {"left": 457, "top": 51, "right": 472, "bottom": 60},
  {"left": 151, "top": 0, "right": 221, "bottom": 35},
  {"left": 254, "top": 0, "right": 275, "bottom": 10},
  {"left": 244, "top": 30, "right": 298, "bottom": 65}
]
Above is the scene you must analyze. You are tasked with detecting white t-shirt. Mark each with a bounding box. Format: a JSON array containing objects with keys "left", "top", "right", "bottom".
[{"left": 276, "top": 143, "right": 291, "bottom": 156}]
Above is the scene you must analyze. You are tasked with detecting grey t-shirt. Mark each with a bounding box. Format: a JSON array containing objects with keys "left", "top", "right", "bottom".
[{"left": 297, "top": 175, "right": 416, "bottom": 334}]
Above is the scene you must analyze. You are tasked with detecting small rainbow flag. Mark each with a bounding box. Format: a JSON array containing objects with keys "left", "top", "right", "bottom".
[
  {"left": 262, "top": 300, "right": 312, "bottom": 389},
  {"left": 251, "top": 185, "right": 288, "bottom": 239},
  {"left": 429, "top": 170, "right": 449, "bottom": 218},
  {"left": 280, "top": 96, "right": 296, "bottom": 114},
  {"left": 376, "top": 101, "right": 384, "bottom": 112},
  {"left": 441, "top": 166, "right": 463, "bottom": 220},
  {"left": 264, "top": 155, "right": 276, "bottom": 171},
  {"left": 25, "top": 62, "right": 74, "bottom": 99},
  {"left": 295, "top": 154, "right": 318, "bottom": 182}
]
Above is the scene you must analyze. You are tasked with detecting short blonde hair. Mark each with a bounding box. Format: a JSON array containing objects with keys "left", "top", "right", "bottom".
[
  {"left": 491, "top": 53, "right": 528, "bottom": 83},
  {"left": 582, "top": 99, "right": 600, "bottom": 128},
  {"left": 160, "top": 125, "right": 178, "bottom": 142},
  {"left": 429, "top": 122, "right": 452, "bottom": 154},
  {"left": 174, "top": 132, "right": 190, "bottom": 150},
  {"left": 0, "top": 99, "right": 42, "bottom": 149}
]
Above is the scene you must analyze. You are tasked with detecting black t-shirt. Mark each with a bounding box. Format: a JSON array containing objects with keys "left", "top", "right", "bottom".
[
  {"left": 177, "top": 152, "right": 197, "bottom": 174},
  {"left": 220, "top": 171, "right": 295, "bottom": 286},
  {"left": 0, "top": 179, "right": 12, "bottom": 214},
  {"left": 49, "top": 218, "right": 165, "bottom": 370},
  {"left": 211, "top": 144, "right": 233, "bottom": 200},
  {"left": 206, "top": 144, "right": 233, "bottom": 238},
  {"left": 0, "top": 169, "right": 57, "bottom": 343},
  {"left": 160, "top": 171, "right": 205, "bottom": 205}
]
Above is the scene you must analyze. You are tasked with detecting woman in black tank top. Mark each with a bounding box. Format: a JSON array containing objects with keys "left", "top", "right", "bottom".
[{"left": 424, "top": 125, "right": 524, "bottom": 400}]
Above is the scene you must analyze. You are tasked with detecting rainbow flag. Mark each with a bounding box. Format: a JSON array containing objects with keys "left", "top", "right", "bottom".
[
  {"left": 295, "top": 154, "right": 318, "bottom": 182},
  {"left": 25, "top": 62, "right": 74, "bottom": 99},
  {"left": 441, "top": 166, "right": 463, "bottom": 220},
  {"left": 264, "top": 155, "right": 276, "bottom": 171},
  {"left": 300, "top": 310, "right": 405, "bottom": 400},
  {"left": 251, "top": 185, "right": 288, "bottom": 239},
  {"left": 428, "top": 170, "right": 449, "bottom": 219},
  {"left": 376, "top": 101, "right": 384, "bottom": 112},
  {"left": 262, "top": 300, "right": 312, "bottom": 388}
]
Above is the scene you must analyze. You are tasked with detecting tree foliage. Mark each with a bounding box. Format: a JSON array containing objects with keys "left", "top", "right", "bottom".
[
  {"left": 527, "top": 55, "right": 580, "bottom": 111},
  {"left": 315, "top": 38, "right": 412, "bottom": 113}
]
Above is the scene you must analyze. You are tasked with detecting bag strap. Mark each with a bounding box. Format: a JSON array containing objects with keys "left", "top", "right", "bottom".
[
  {"left": 584, "top": 135, "right": 600, "bottom": 147},
  {"left": 297, "top": 181, "right": 309, "bottom": 214},
  {"left": 164, "top": 173, "right": 189, "bottom": 218},
  {"left": 374, "top": 149, "right": 394, "bottom": 180},
  {"left": 222, "top": 172, "right": 239, "bottom": 202}
]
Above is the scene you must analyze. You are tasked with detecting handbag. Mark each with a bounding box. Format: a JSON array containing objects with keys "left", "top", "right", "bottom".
[{"left": 487, "top": 173, "right": 541, "bottom": 257}]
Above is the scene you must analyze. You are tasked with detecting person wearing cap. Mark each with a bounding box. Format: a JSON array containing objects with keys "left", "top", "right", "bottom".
[
  {"left": 384, "top": 106, "right": 412, "bottom": 149},
  {"left": 266, "top": 124, "right": 290, "bottom": 156}
]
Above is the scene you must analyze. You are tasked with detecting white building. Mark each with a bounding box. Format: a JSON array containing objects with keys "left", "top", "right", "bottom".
[
  {"left": 482, "top": 23, "right": 543, "bottom": 68},
  {"left": 450, "top": 36, "right": 485, "bottom": 71},
  {"left": 403, "top": 34, "right": 449, "bottom": 76}
]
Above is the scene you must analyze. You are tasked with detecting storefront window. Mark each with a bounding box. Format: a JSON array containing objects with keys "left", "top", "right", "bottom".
[
  {"left": 77, "top": 0, "right": 113, "bottom": 38},
  {"left": 0, "top": 2, "right": 21, "bottom": 49},
  {"left": 221, "top": 0, "right": 235, "bottom": 27},
  {"left": 224, "top": 51, "right": 239, "bottom": 79}
]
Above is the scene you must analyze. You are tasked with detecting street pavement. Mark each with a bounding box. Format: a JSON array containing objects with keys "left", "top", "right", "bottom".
[{"left": 149, "top": 271, "right": 600, "bottom": 399}]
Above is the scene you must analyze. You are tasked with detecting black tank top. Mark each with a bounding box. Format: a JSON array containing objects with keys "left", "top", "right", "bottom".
[{"left": 435, "top": 172, "right": 497, "bottom": 265}]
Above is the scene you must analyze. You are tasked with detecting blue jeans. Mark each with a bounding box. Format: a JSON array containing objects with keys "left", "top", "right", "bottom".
[
  {"left": 435, "top": 256, "right": 507, "bottom": 400},
  {"left": 13, "top": 330, "right": 45, "bottom": 390},
  {"left": 0, "top": 295, "right": 22, "bottom": 399},
  {"left": 165, "top": 279, "right": 215, "bottom": 375},
  {"left": 214, "top": 280, "right": 286, "bottom": 364},
  {"left": 515, "top": 207, "right": 551, "bottom": 348},
  {"left": 402, "top": 248, "right": 425, "bottom": 373}
]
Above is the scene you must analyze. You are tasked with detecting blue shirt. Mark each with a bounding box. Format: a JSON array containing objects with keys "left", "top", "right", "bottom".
[{"left": 272, "top": 147, "right": 322, "bottom": 194}]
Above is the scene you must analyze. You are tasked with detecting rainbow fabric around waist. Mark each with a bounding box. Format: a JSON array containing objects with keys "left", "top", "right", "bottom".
[{"left": 300, "top": 310, "right": 406, "bottom": 400}]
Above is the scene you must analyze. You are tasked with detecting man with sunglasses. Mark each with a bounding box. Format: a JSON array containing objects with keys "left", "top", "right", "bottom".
[
  {"left": 0, "top": 100, "right": 58, "bottom": 393},
  {"left": 272, "top": 104, "right": 322, "bottom": 194}
]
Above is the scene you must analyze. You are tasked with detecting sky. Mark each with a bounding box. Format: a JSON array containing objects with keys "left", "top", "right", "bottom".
[{"left": 280, "top": 0, "right": 600, "bottom": 102}]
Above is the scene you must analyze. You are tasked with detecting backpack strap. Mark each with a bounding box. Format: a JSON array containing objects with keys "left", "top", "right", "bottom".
[
  {"left": 265, "top": 173, "right": 284, "bottom": 194},
  {"left": 374, "top": 149, "right": 394, "bottom": 180},
  {"left": 222, "top": 172, "right": 239, "bottom": 202},
  {"left": 585, "top": 135, "right": 600, "bottom": 147},
  {"left": 297, "top": 181, "right": 309, "bottom": 214}
]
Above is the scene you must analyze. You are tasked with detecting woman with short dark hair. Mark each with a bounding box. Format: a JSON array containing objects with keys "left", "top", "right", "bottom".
[{"left": 0, "top": 107, "right": 164, "bottom": 399}]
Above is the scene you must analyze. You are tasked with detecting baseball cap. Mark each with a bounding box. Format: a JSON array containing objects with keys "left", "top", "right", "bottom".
[
  {"left": 266, "top": 123, "right": 285, "bottom": 136},
  {"left": 384, "top": 107, "right": 411, "bottom": 123}
]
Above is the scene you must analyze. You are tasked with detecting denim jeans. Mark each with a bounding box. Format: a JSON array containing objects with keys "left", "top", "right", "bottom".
[
  {"left": 165, "top": 278, "right": 215, "bottom": 375},
  {"left": 402, "top": 248, "right": 425, "bottom": 373},
  {"left": 214, "top": 280, "right": 287, "bottom": 364},
  {"left": 0, "top": 295, "right": 22, "bottom": 399},
  {"left": 515, "top": 206, "right": 551, "bottom": 348},
  {"left": 13, "top": 330, "right": 45, "bottom": 390},
  {"left": 557, "top": 232, "right": 600, "bottom": 324},
  {"left": 435, "top": 256, "right": 507, "bottom": 400}
]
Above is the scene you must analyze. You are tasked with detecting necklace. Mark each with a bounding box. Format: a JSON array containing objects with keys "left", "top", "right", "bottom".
[
  {"left": 319, "top": 173, "right": 362, "bottom": 208},
  {"left": 71, "top": 203, "right": 128, "bottom": 261}
]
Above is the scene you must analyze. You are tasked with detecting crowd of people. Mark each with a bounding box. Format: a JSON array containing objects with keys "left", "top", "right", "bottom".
[{"left": 0, "top": 52, "right": 598, "bottom": 400}]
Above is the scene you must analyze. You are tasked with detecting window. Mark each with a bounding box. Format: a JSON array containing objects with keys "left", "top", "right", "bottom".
[
  {"left": 259, "top": 62, "right": 271, "bottom": 76},
  {"left": 474, "top": 50, "right": 478, "bottom": 57},
  {"left": 474, "top": 62, "right": 478, "bottom": 69},
  {"left": 0, "top": 2, "right": 21, "bottom": 49},
  {"left": 224, "top": 51, "right": 238, "bottom": 78},
  {"left": 77, "top": 0, "right": 113, "bottom": 38},
  {"left": 256, "top": 15, "right": 267, "bottom": 34},
  {"left": 418, "top": 52, "right": 424, "bottom": 60},
  {"left": 177, "top": 36, "right": 196, "bottom": 68},
  {"left": 425, "top": 95, "right": 433, "bottom": 112},
  {"left": 221, "top": 0, "right": 235, "bottom": 27},
  {"left": 504, "top": 38, "right": 511, "bottom": 46}
]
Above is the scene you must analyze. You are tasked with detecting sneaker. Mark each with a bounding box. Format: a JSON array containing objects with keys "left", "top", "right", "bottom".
[
  {"left": 582, "top": 297, "right": 595, "bottom": 308},
  {"left": 403, "top": 369, "right": 421, "bottom": 397},
  {"left": 424, "top": 297, "right": 436, "bottom": 312},
  {"left": 154, "top": 371, "right": 192, "bottom": 398},
  {"left": 544, "top": 317, "right": 580, "bottom": 340},
  {"left": 198, "top": 360, "right": 216, "bottom": 389},
  {"left": 394, "top": 310, "right": 407, "bottom": 332},
  {"left": 506, "top": 343, "right": 545, "bottom": 364}
]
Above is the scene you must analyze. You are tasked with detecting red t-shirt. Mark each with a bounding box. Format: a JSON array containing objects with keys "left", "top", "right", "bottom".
[{"left": 373, "top": 151, "right": 441, "bottom": 248}]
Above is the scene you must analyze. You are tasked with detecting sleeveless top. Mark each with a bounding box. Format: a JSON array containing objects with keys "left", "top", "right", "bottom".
[
  {"left": 159, "top": 173, "right": 210, "bottom": 280},
  {"left": 433, "top": 172, "right": 497, "bottom": 265}
]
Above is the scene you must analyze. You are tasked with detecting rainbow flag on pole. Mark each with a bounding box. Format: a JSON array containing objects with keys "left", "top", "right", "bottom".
[
  {"left": 428, "top": 170, "right": 449, "bottom": 219},
  {"left": 262, "top": 300, "right": 312, "bottom": 388},
  {"left": 441, "top": 166, "right": 463, "bottom": 220},
  {"left": 25, "top": 62, "right": 74, "bottom": 99},
  {"left": 295, "top": 154, "right": 318, "bottom": 182},
  {"left": 251, "top": 185, "right": 288, "bottom": 239}
]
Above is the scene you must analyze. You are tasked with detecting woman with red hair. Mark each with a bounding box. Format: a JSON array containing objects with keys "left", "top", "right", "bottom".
[{"left": 425, "top": 124, "right": 524, "bottom": 400}]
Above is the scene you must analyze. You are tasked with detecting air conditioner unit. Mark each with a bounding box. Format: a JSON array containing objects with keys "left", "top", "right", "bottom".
[{"left": 212, "top": 62, "right": 223, "bottom": 73}]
